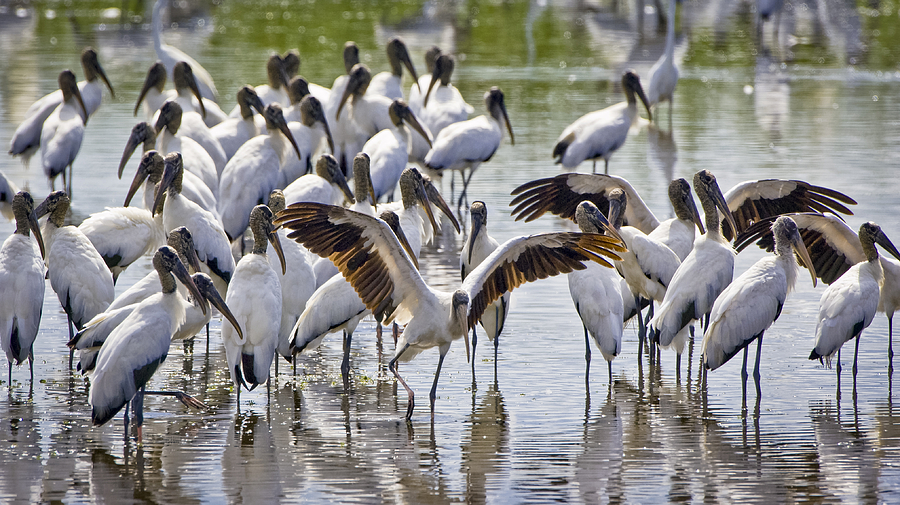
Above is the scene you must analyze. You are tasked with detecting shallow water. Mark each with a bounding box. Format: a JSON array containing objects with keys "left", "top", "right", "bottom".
[{"left": 1, "top": 0, "right": 900, "bottom": 503}]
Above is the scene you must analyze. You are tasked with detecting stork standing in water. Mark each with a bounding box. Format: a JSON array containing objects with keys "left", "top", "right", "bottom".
[
  {"left": 367, "top": 38, "right": 420, "bottom": 100},
  {"left": 222, "top": 205, "right": 286, "bottom": 406},
  {"left": 40, "top": 70, "right": 88, "bottom": 196},
  {"left": 552, "top": 70, "right": 651, "bottom": 174},
  {"left": 89, "top": 246, "right": 209, "bottom": 443},
  {"left": 425, "top": 87, "right": 514, "bottom": 208},
  {"left": 151, "top": 0, "right": 218, "bottom": 103},
  {"left": 701, "top": 216, "right": 817, "bottom": 410},
  {"left": 276, "top": 202, "right": 625, "bottom": 420},
  {"left": 809, "top": 222, "right": 900, "bottom": 383},
  {"left": 0, "top": 192, "right": 45, "bottom": 386},
  {"left": 647, "top": 0, "right": 679, "bottom": 122},
  {"left": 365, "top": 100, "right": 432, "bottom": 201},
  {"left": 460, "top": 201, "right": 509, "bottom": 380}
]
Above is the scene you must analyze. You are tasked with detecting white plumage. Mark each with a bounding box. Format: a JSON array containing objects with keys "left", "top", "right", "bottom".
[
  {"left": 647, "top": 0, "right": 679, "bottom": 117},
  {"left": 282, "top": 154, "right": 354, "bottom": 208},
  {"left": 367, "top": 38, "right": 418, "bottom": 100},
  {"left": 409, "top": 54, "right": 473, "bottom": 166},
  {"left": 40, "top": 71, "right": 87, "bottom": 194},
  {"left": 365, "top": 100, "right": 431, "bottom": 201},
  {"left": 151, "top": 0, "right": 218, "bottom": 103},
  {"left": 154, "top": 102, "right": 220, "bottom": 198},
  {"left": 78, "top": 206, "right": 166, "bottom": 283},
  {"left": 210, "top": 86, "right": 265, "bottom": 162}
]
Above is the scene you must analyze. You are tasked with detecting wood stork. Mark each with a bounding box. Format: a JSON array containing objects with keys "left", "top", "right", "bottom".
[
  {"left": 323, "top": 42, "right": 361, "bottom": 170},
  {"left": 701, "top": 216, "right": 817, "bottom": 409},
  {"left": 218, "top": 103, "right": 302, "bottom": 242},
  {"left": 568, "top": 201, "right": 625, "bottom": 384},
  {"left": 265, "top": 190, "right": 316, "bottom": 371},
  {"left": 154, "top": 152, "right": 235, "bottom": 296},
  {"left": 9, "top": 48, "right": 114, "bottom": 167},
  {"left": 282, "top": 154, "right": 354, "bottom": 207},
  {"left": 407, "top": 45, "right": 443, "bottom": 112},
  {"left": 368, "top": 38, "right": 420, "bottom": 100},
  {"left": 78, "top": 204, "right": 167, "bottom": 284},
  {"left": 282, "top": 96, "right": 335, "bottom": 186},
  {"left": 365, "top": 100, "right": 431, "bottom": 201},
  {"left": 35, "top": 191, "right": 115, "bottom": 368},
  {"left": 104, "top": 227, "right": 201, "bottom": 312},
  {"left": 460, "top": 201, "right": 509, "bottom": 379},
  {"left": 134, "top": 62, "right": 175, "bottom": 122},
  {"left": 647, "top": 178, "right": 705, "bottom": 261},
  {"left": 210, "top": 86, "right": 266, "bottom": 161},
  {"left": 602, "top": 188, "right": 680, "bottom": 347},
  {"left": 335, "top": 63, "right": 395, "bottom": 168},
  {"left": 230, "top": 55, "right": 290, "bottom": 118},
  {"left": 409, "top": 54, "right": 473, "bottom": 167},
  {"left": 283, "top": 77, "right": 311, "bottom": 124},
  {"left": 552, "top": 70, "right": 651, "bottom": 174},
  {"left": 735, "top": 213, "right": 900, "bottom": 365},
  {"left": 151, "top": 0, "right": 218, "bottom": 102},
  {"left": 121, "top": 147, "right": 217, "bottom": 218},
  {"left": 649, "top": 170, "right": 739, "bottom": 372},
  {"left": 281, "top": 51, "right": 328, "bottom": 104},
  {"left": 165, "top": 63, "right": 229, "bottom": 172},
  {"left": 222, "top": 205, "right": 286, "bottom": 404},
  {"left": 275, "top": 203, "right": 625, "bottom": 420},
  {"left": 809, "top": 223, "right": 900, "bottom": 381},
  {"left": 288, "top": 209, "right": 418, "bottom": 389},
  {"left": 0, "top": 192, "right": 45, "bottom": 386},
  {"left": 40, "top": 70, "right": 88, "bottom": 196},
  {"left": 0, "top": 172, "right": 18, "bottom": 220},
  {"left": 647, "top": 0, "right": 679, "bottom": 120},
  {"left": 424, "top": 87, "right": 514, "bottom": 207},
  {"left": 153, "top": 101, "right": 220, "bottom": 196},
  {"left": 88, "top": 245, "right": 208, "bottom": 442}
]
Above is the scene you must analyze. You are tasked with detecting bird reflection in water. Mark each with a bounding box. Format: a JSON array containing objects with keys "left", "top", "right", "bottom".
[
  {"left": 577, "top": 383, "right": 624, "bottom": 503},
  {"left": 462, "top": 382, "right": 508, "bottom": 503},
  {"left": 646, "top": 124, "right": 677, "bottom": 185}
]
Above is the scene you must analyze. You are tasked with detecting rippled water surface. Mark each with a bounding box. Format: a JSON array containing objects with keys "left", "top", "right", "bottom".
[{"left": 1, "top": 0, "right": 900, "bottom": 503}]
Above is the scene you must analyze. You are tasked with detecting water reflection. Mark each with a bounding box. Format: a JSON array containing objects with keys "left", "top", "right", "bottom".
[
  {"left": 462, "top": 383, "right": 509, "bottom": 503},
  {"left": 646, "top": 123, "right": 677, "bottom": 183}
]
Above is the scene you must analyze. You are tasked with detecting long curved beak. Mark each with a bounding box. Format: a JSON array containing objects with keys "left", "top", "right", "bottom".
[
  {"left": 277, "top": 119, "right": 303, "bottom": 160},
  {"left": 876, "top": 230, "right": 900, "bottom": 262},
  {"left": 174, "top": 259, "right": 206, "bottom": 316},
  {"left": 423, "top": 178, "right": 460, "bottom": 233},
  {"left": 416, "top": 178, "right": 438, "bottom": 236},
  {"left": 388, "top": 214, "right": 419, "bottom": 270},
  {"left": 124, "top": 161, "right": 149, "bottom": 206},
  {"left": 404, "top": 110, "right": 432, "bottom": 148},
  {"left": 336, "top": 69, "right": 365, "bottom": 120},
  {"left": 72, "top": 83, "right": 89, "bottom": 126},
  {"left": 467, "top": 216, "right": 482, "bottom": 265},
  {"left": 134, "top": 63, "right": 165, "bottom": 116},
  {"left": 249, "top": 92, "right": 266, "bottom": 117},
  {"left": 29, "top": 209, "right": 45, "bottom": 259},
  {"left": 606, "top": 198, "right": 623, "bottom": 235},
  {"left": 791, "top": 234, "right": 817, "bottom": 287},
  {"left": 500, "top": 102, "right": 514, "bottom": 145},
  {"left": 687, "top": 193, "right": 705, "bottom": 236},
  {"left": 459, "top": 302, "right": 471, "bottom": 363},
  {"left": 318, "top": 116, "right": 335, "bottom": 154},
  {"left": 590, "top": 205, "right": 624, "bottom": 243},
  {"left": 710, "top": 182, "right": 738, "bottom": 241},
  {"left": 399, "top": 49, "right": 419, "bottom": 92},
  {"left": 95, "top": 62, "right": 115, "bottom": 98},
  {"left": 202, "top": 280, "right": 243, "bottom": 341},
  {"left": 423, "top": 65, "right": 441, "bottom": 108},
  {"left": 152, "top": 161, "right": 177, "bottom": 217},
  {"left": 187, "top": 246, "right": 202, "bottom": 274},
  {"left": 635, "top": 82, "right": 652, "bottom": 122},
  {"left": 118, "top": 123, "right": 151, "bottom": 178},
  {"left": 187, "top": 70, "right": 206, "bottom": 118},
  {"left": 268, "top": 225, "right": 287, "bottom": 275},
  {"left": 333, "top": 166, "right": 355, "bottom": 204}
]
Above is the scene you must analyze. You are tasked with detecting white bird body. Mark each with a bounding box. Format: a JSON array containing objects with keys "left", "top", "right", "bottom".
[
  {"left": 409, "top": 83, "right": 471, "bottom": 164},
  {"left": 43, "top": 221, "right": 115, "bottom": 330},
  {"left": 425, "top": 115, "right": 500, "bottom": 174},
  {"left": 290, "top": 274, "right": 366, "bottom": 354},
  {"left": 365, "top": 126, "right": 412, "bottom": 201},
  {"left": 878, "top": 257, "right": 900, "bottom": 320},
  {"left": 162, "top": 106, "right": 228, "bottom": 176},
  {"left": 460, "top": 204, "right": 509, "bottom": 344},
  {"left": 173, "top": 92, "right": 228, "bottom": 128},
  {"left": 282, "top": 175, "right": 337, "bottom": 206},
  {"left": 139, "top": 164, "right": 217, "bottom": 216},
  {"left": 211, "top": 115, "right": 259, "bottom": 161},
  {"left": 162, "top": 195, "right": 232, "bottom": 295},
  {"left": 253, "top": 86, "right": 289, "bottom": 111},
  {"left": 346, "top": 94, "right": 394, "bottom": 150},
  {"left": 647, "top": 0, "right": 679, "bottom": 110},
  {"left": 78, "top": 207, "right": 167, "bottom": 282},
  {"left": 569, "top": 262, "right": 623, "bottom": 362},
  {"left": 108, "top": 270, "right": 177, "bottom": 312},
  {"left": 140, "top": 88, "right": 177, "bottom": 123},
  {"left": 0, "top": 231, "right": 45, "bottom": 372},
  {"left": 616, "top": 226, "right": 681, "bottom": 303},
  {"left": 702, "top": 254, "right": 793, "bottom": 370},
  {"left": 156, "top": 129, "right": 219, "bottom": 198},
  {"left": 218, "top": 134, "right": 288, "bottom": 241},
  {"left": 648, "top": 216, "right": 696, "bottom": 261},
  {"left": 223, "top": 251, "right": 281, "bottom": 390},
  {"left": 269, "top": 226, "right": 315, "bottom": 360},
  {"left": 811, "top": 260, "right": 882, "bottom": 367},
  {"left": 280, "top": 121, "right": 328, "bottom": 186},
  {"left": 555, "top": 102, "right": 634, "bottom": 170},
  {"left": 652, "top": 233, "right": 734, "bottom": 354},
  {"left": 151, "top": 0, "right": 218, "bottom": 103},
  {"left": 40, "top": 93, "right": 85, "bottom": 189},
  {"left": 368, "top": 73, "right": 404, "bottom": 100}
]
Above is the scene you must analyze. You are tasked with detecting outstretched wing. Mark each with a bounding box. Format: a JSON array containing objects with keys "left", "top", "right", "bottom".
[
  {"left": 722, "top": 179, "right": 856, "bottom": 241},
  {"left": 461, "top": 232, "right": 625, "bottom": 329},
  {"left": 275, "top": 203, "right": 429, "bottom": 325},
  {"left": 734, "top": 212, "right": 864, "bottom": 285},
  {"left": 509, "top": 173, "right": 660, "bottom": 234}
]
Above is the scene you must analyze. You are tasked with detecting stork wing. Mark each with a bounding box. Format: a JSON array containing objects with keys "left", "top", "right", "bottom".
[
  {"left": 722, "top": 179, "right": 856, "bottom": 241},
  {"left": 510, "top": 173, "right": 659, "bottom": 234},
  {"left": 275, "top": 203, "right": 428, "bottom": 325},
  {"left": 734, "top": 212, "right": 864, "bottom": 285},
  {"left": 461, "top": 232, "right": 625, "bottom": 329}
]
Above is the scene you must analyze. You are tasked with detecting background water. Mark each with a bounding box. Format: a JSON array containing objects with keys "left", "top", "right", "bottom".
[{"left": 1, "top": 0, "right": 900, "bottom": 502}]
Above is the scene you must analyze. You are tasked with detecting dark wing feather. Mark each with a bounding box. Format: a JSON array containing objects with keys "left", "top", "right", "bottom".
[{"left": 461, "top": 232, "right": 625, "bottom": 329}]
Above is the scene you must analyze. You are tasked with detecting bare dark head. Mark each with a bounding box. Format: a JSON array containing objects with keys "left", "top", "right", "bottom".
[
  {"left": 343, "top": 42, "right": 360, "bottom": 74},
  {"left": 282, "top": 50, "right": 300, "bottom": 78},
  {"left": 622, "top": 69, "right": 651, "bottom": 120},
  {"left": 288, "top": 77, "right": 310, "bottom": 105},
  {"left": 267, "top": 189, "right": 286, "bottom": 214}
]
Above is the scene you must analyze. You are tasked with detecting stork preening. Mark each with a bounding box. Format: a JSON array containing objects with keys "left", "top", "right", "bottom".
[{"left": 276, "top": 202, "right": 625, "bottom": 420}]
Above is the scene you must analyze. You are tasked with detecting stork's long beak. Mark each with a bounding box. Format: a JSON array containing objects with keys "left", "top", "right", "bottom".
[
  {"left": 118, "top": 123, "right": 152, "bottom": 179},
  {"left": 876, "top": 229, "right": 900, "bottom": 262},
  {"left": 688, "top": 193, "right": 705, "bottom": 236},
  {"left": 416, "top": 177, "right": 438, "bottom": 237},
  {"left": 249, "top": 91, "right": 266, "bottom": 116},
  {"left": 277, "top": 117, "right": 303, "bottom": 161},
  {"left": 72, "top": 82, "right": 89, "bottom": 126},
  {"left": 174, "top": 259, "right": 206, "bottom": 316},
  {"left": 317, "top": 115, "right": 335, "bottom": 154},
  {"left": 500, "top": 101, "right": 514, "bottom": 145},
  {"left": 333, "top": 165, "right": 355, "bottom": 204},
  {"left": 152, "top": 160, "right": 177, "bottom": 217},
  {"left": 134, "top": 63, "right": 165, "bottom": 116},
  {"left": 124, "top": 158, "right": 150, "bottom": 207},
  {"left": 336, "top": 68, "right": 366, "bottom": 120},
  {"left": 710, "top": 182, "right": 738, "bottom": 242},
  {"left": 93, "top": 60, "right": 115, "bottom": 98},
  {"left": 403, "top": 109, "right": 432, "bottom": 148},
  {"left": 268, "top": 225, "right": 287, "bottom": 275},
  {"left": 29, "top": 208, "right": 45, "bottom": 259},
  {"left": 423, "top": 178, "right": 460, "bottom": 233},
  {"left": 466, "top": 216, "right": 482, "bottom": 265},
  {"left": 186, "top": 69, "right": 206, "bottom": 118},
  {"left": 423, "top": 64, "right": 441, "bottom": 108},
  {"left": 201, "top": 278, "right": 242, "bottom": 341},
  {"left": 635, "top": 81, "right": 652, "bottom": 121},
  {"left": 399, "top": 48, "right": 419, "bottom": 92},
  {"left": 791, "top": 233, "right": 817, "bottom": 287},
  {"left": 591, "top": 206, "right": 624, "bottom": 243},
  {"left": 187, "top": 246, "right": 202, "bottom": 275},
  {"left": 387, "top": 213, "right": 419, "bottom": 270}
]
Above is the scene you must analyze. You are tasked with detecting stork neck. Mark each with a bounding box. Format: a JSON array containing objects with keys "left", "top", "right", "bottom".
[
  {"left": 269, "top": 129, "right": 291, "bottom": 166},
  {"left": 251, "top": 228, "right": 269, "bottom": 255},
  {"left": 14, "top": 213, "right": 31, "bottom": 237},
  {"left": 388, "top": 53, "right": 402, "bottom": 77},
  {"left": 151, "top": 0, "right": 163, "bottom": 52},
  {"left": 700, "top": 195, "right": 720, "bottom": 235},
  {"left": 47, "top": 201, "right": 69, "bottom": 228},
  {"left": 862, "top": 236, "right": 880, "bottom": 262},
  {"left": 158, "top": 269, "right": 177, "bottom": 294},
  {"left": 665, "top": 0, "right": 676, "bottom": 58}
]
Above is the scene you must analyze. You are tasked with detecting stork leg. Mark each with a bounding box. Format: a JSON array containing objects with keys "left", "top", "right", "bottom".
[
  {"left": 853, "top": 331, "right": 862, "bottom": 380},
  {"left": 206, "top": 323, "right": 210, "bottom": 355},
  {"left": 592, "top": 160, "right": 597, "bottom": 174},
  {"left": 635, "top": 296, "right": 646, "bottom": 358},
  {"left": 429, "top": 352, "right": 447, "bottom": 423},
  {"left": 7, "top": 361, "right": 11, "bottom": 388},
  {"left": 471, "top": 327, "right": 478, "bottom": 380},
  {"left": 133, "top": 387, "right": 145, "bottom": 443},
  {"left": 741, "top": 346, "right": 749, "bottom": 413},
  {"left": 67, "top": 163, "right": 74, "bottom": 197},
  {"left": 389, "top": 344, "right": 414, "bottom": 420},
  {"left": 676, "top": 352, "right": 681, "bottom": 382},
  {"left": 123, "top": 401, "right": 130, "bottom": 440},
  {"left": 608, "top": 360, "right": 613, "bottom": 384},
  {"left": 142, "top": 390, "right": 207, "bottom": 410},
  {"left": 67, "top": 315, "right": 75, "bottom": 370},
  {"left": 583, "top": 324, "right": 591, "bottom": 387},
  {"left": 754, "top": 332, "right": 765, "bottom": 400},
  {"left": 341, "top": 330, "right": 352, "bottom": 391},
  {"left": 890, "top": 314, "right": 895, "bottom": 373}
]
